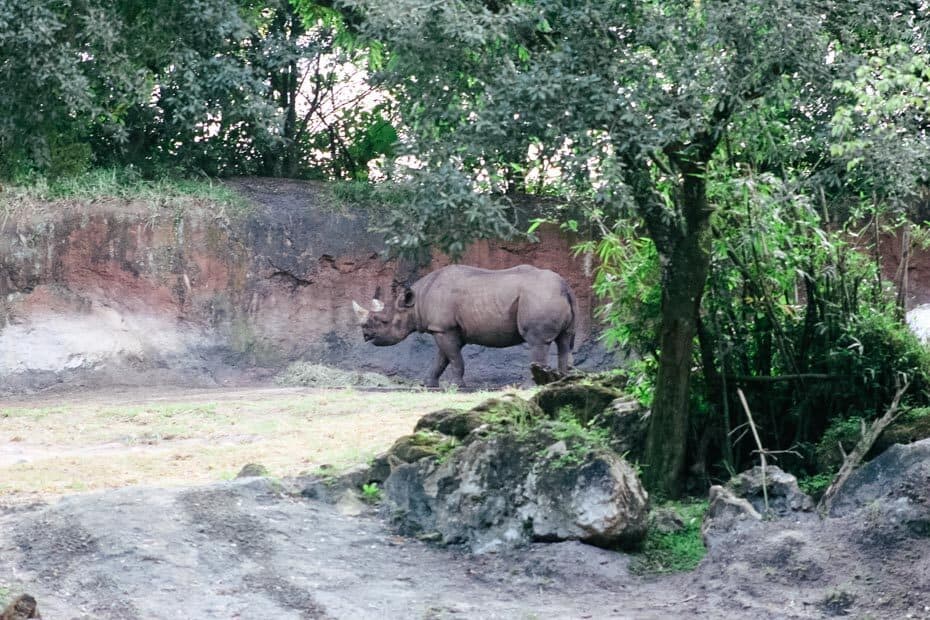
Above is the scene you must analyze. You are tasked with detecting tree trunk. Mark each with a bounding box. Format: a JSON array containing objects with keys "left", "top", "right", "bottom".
[{"left": 643, "top": 171, "right": 712, "bottom": 498}]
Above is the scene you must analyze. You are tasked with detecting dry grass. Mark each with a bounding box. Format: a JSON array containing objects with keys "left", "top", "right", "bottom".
[{"left": 0, "top": 386, "right": 530, "bottom": 502}]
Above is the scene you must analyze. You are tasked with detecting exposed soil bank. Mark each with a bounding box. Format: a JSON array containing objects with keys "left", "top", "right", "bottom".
[{"left": 0, "top": 179, "right": 614, "bottom": 394}]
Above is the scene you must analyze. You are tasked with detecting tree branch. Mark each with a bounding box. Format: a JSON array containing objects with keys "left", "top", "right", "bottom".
[{"left": 818, "top": 381, "right": 910, "bottom": 514}]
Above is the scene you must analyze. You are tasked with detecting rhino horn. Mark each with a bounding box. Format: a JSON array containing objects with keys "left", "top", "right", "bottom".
[
  {"left": 371, "top": 298, "right": 385, "bottom": 312},
  {"left": 351, "top": 300, "right": 369, "bottom": 323}
]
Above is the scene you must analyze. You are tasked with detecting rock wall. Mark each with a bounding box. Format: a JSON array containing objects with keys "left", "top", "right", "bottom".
[{"left": 0, "top": 178, "right": 613, "bottom": 394}]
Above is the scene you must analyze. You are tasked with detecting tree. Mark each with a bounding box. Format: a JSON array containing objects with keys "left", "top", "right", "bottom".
[
  {"left": 0, "top": 0, "right": 391, "bottom": 180},
  {"left": 345, "top": 0, "right": 927, "bottom": 496}
]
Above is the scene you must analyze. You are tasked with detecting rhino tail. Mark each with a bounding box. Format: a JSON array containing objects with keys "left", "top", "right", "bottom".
[{"left": 561, "top": 279, "right": 577, "bottom": 349}]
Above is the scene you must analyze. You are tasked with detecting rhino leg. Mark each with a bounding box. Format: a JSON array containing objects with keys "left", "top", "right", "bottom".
[
  {"left": 424, "top": 348, "right": 449, "bottom": 388},
  {"left": 529, "top": 343, "right": 550, "bottom": 368},
  {"left": 432, "top": 332, "right": 465, "bottom": 386},
  {"left": 556, "top": 332, "right": 574, "bottom": 373}
]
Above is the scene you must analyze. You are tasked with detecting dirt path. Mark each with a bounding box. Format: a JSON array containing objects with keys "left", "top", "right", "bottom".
[{"left": 2, "top": 387, "right": 929, "bottom": 619}]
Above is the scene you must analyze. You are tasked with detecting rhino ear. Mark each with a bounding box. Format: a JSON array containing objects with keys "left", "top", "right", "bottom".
[
  {"left": 396, "top": 287, "right": 415, "bottom": 309},
  {"left": 351, "top": 300, "right": 370, "bottom": 324}
]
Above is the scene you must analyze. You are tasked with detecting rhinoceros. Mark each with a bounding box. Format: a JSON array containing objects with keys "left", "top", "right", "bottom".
[{"left": 352, "top": 264, "right": 576, "bottom": 386}]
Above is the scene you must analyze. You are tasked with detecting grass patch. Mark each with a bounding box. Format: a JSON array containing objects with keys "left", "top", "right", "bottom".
[
  {"left": 2, "top": 167, "right": 250, "bottom": 218},
  {"left": 331, "top": 179, "right": 412, "bottom": 210},
  {"left": 630, "top": 500, "right": 708, "bottom": 575},
  {"left": 0, "top": 386, "right": 528, "bottom": 499}
]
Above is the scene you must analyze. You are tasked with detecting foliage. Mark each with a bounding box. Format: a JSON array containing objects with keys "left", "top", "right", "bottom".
[
  {"left": 797, "top": 473, "right": 835, "bottom": 502},
  {"left": 577, "top": 226, "right": 661, "bottom": 357},
  {"left": 830, "top": 45, "right": 930, "bottom": 214},
  {"left": 630, "top": 501, "right": 708, "bottom": 575},
  {"left": 361, "top": 482, "right": 382, "bottom": 502},
  {"left": 815, "top": 416, "right": 867, "bottom": 470},
  {"left": 0, "top": 0, "right": 389, "bottom": 181},
  {"left": 545, "top": 407, "right": 613, "bottom": 469},
  {"left": 699, "top": 169, "right": 930, "bottom": 477}
]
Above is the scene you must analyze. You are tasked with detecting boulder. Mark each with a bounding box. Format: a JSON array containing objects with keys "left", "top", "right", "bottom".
[
  {"left": 414, "top": 408, "right": 484, "bottom": 439},
  {"left": 382, "top": 430, "right": 648, "bottom": 553},
  {"left": 602, "top": 397, "right": 649, "bottom": 460},
  {"left": 701, "top": 466, "right": 813, "bottom": 550},
  {"left": 727, "top": 466, "right": 814, "bottom": 516},
  {"left": 467, "top": 394, "right": 545, "bottom": 430},
  {"left": 531, "top": 379, "right": 624, "bottom": 424},
  {"left": 828, "top": 438, "right": 930, "bottom": 548},
  {"left": 701, "top": 484, "right": 763, "bottom": 550},
  {"left": 387, "top": 433, "right": 445, "bottom": 463},
  {"left": 235, "top": 463, "right": 269, "bottom": 479}
]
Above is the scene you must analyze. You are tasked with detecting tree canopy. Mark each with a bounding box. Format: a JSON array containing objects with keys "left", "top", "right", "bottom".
[
  {"left": 0, "top": 0, "right": 391, "bottom": 180},
  {"left": 344, "top": 0, "right": 930, "bottom": 495}
]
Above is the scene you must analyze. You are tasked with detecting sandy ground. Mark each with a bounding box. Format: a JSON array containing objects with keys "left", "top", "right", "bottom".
[{"left": 1, "top": 386, "right": 929, "bottom": 619}]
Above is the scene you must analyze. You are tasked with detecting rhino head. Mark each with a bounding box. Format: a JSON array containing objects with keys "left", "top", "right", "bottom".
[{"left": 352, "top": 285, "right": 417, "bottom": 346}]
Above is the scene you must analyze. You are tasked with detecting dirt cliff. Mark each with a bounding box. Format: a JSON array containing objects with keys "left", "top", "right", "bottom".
[{"left": 0, "top": 178, "right": 612, "bottom": 394}]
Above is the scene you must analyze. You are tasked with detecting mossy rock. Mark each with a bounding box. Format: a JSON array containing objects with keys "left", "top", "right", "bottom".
[
  {"left": 532, "top": 382, "right": 625, "bottom": 424},
  {"left": 470, "top": 394, "right": 545, "bottom": 430},
  {"left": 414, "top": 408, "right": 484, "bottom": 438},
  {"left": 388, "top": 433, "right": 443, "bottom": 463}
]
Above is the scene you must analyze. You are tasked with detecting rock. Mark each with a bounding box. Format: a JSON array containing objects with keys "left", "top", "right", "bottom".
[
  {"left": 530, "top": 362, "right": 580, "bottom": 385},
  {"left": 602, "top": 397, "right": 649, "bottom": 459},
  {"left": 650, "top": 507, "right": 686, "bottom": 534},
  {"left": 519, "top": 453, "right": 648, "bottom": 548},
  {"left": 235, "top": 463, "right": 269, "bottom": 479},
  {"left": 701, "top": 467, "right": 816, "bottom": 550},
  {"left": 299, "top": 463, "right": 377, "bottom": 503},
  {"left": 388, "top": 434, "right": 443, "bottom": 463},
  {"left": 467, "top": 395, "right": 545, "bottom": 430},
  {"left": 367, "top": 453, "right": 393, "bottom": 484},
  {"left": 414, "top": 408, "right": 484, "bottom": 439},
  {"left": 727, "top": 466, "right": 814, "bottom": 516},
  {"left": 701, "top": 484, "right": 763, "bottom": 550},
  {"left": 532, "top": 380, "right": 624, "bottom": 424},
  {"left": 335, "top": 489, "right": 367, "bottom": 517},
  {"left": 1, "top": 594, "right": 40, "bottom": 619},
  {"left": 382, "top": 430, "right": 648, "bottom": 552},
  {"left": 828, "top": 438, "right": 930, "bottom": 548}
]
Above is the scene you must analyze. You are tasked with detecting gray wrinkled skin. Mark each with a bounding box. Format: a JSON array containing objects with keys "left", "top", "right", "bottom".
[{"left": 354, "top": 265, "right": 576, "bottom": 386}]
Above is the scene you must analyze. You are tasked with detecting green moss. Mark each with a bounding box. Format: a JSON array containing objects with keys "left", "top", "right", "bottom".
[
  {"left": 630, "top": 500, "right": 708, "bottom": 575},
  {"left": 473, "top": 395, "right": 544, "bottom": 436}
]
